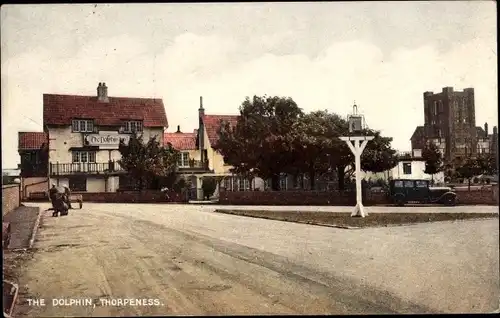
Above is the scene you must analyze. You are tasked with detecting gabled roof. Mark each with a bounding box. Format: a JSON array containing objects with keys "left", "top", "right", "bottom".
[
  {"left": 476, "top": 126, "right": 487, "bottom": 138},
  {"left": 164, "top": 132, "right": 197, "bottom": 151},
  {"left": 202, "top": 114, "right": 239, "bottom": 146},
  {"left": 18, "top": 132, "right": 48, "bottom": 150},
  {"left": 43, "top": 94, "right": 168, "bottom": 128},
  {"left": 410, "top": 126, "right": 424, "bottom": 141}
]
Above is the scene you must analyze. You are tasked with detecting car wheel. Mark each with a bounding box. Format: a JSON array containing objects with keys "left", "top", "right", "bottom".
[{"left": 444, "top": 196, "right": 456, "bottom": 206}]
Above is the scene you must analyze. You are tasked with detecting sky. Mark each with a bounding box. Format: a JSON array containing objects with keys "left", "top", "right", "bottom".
[{"left": 1, "top": 2, "right": 498, "bottom": 168}]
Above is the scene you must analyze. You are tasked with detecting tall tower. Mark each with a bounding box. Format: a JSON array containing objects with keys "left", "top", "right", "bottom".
[{"left": 422, "top": 87, "right": 477, "bottom": 163}]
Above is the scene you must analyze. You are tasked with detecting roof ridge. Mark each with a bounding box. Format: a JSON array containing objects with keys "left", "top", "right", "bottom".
[{"left": 43, "top": 93, "right": 161, "bottom": 101}]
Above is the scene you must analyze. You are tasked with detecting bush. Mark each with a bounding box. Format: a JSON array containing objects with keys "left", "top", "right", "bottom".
[
  {"left": 202, "top": 177, "right": 217, "bottom": 200},
  {"left": 473, "top": 177, "right": 479, "bottom": 184}
]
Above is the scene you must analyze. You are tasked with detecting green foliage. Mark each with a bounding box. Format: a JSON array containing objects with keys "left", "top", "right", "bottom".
[
  {"left": 201, "top": 176, "right": 217, "bottom": 199},
  {"left": 118, "top": 132, "right": 179, "bottom": 190},
  {"left": 455, "top": 156, "right": 482, "bottom": 190},
  {"left": 214, "top": 95, "right": 303, "bottom": 190},
  {"left": 422, "top": 141, "right": 444, "bottom": 176},
  {"left": 476, "top": 153, "right": 498, "bottom": 176},
  {"left": 214, "top": 97, "right": 398, "bottom": 191}
]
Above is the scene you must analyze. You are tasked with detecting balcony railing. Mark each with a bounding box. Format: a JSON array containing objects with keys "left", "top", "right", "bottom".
[
  {"left": 49, "top": 161, "right": 125, "bottom": 176},
  {"left": 178, "top": 159, "right": 210, "bottom": 171}
]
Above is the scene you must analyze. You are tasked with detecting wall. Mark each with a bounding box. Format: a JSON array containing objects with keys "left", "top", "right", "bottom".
[
  {"left": 21, "top": 177, "right": 48, "bottom": 199},
  {"left": 76, "top": 190, "right": 188, "bottom": 203},
  {"left": 2, "top": 184, "right": 20, "bottom": 216},
  {"left": 455, "top": 185, "right": 498, "bottom": 205},
  {"left": 219, "top": 190, "right": 387, "bottom": 206},
  {"left": 220, "top": 185, "right": 498, "bottom": 206}
]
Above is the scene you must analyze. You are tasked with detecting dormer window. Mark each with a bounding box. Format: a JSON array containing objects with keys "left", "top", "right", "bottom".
[
  {"left": 122, "top": 120, "right": 143, "bottom": 133},
  {"left": 72, "top": 119, "right": 94, "bottom": 133}
]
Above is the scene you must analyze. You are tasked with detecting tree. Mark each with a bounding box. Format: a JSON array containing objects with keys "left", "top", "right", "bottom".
[
  {"left": 214, "top": 95, "right": 303, "bottom": 190},
  {"left": 360, "top": 129, "right": 398, "bottom": 175},
  {"left": 422, "top": 141, "right": 444, "bottom": 184},
  {"left": 118, "top": 132, "right": 179, "bottom": 190},
  {"left": 202, "top": 176, "right": 217, "bottom": 200},
  {"left": 455, "top": 156, "right": 482, "bottom": 191},
  {"left": 476, "top": 153, "right": 498, "bottom": 176}
]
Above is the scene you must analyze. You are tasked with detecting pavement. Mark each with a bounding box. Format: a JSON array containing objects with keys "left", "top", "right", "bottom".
[
  {"left": 3, "top": 206, "right": 41, "bottom": 249},
  {"left": 11, "top": 202, "right": 500, "bottom": 316}
]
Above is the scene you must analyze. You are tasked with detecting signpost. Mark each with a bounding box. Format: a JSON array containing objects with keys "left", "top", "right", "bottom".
[{"left": 339, "top": 103, "right": 374, "bottom": 218}]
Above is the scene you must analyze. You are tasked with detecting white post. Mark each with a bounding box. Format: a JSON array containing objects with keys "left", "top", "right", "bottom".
[{"left": 340, "top": 136, "right": 374, "bottom": 217}]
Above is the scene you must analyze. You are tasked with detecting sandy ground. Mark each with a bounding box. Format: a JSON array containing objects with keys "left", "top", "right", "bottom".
[{"left": 13, "top": 203, "right": 500, "bottom": 316}]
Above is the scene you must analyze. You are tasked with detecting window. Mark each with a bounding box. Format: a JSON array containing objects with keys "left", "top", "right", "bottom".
[
  {"left": 394, "top": 180, "right": 404, "bottom": 188},
  {"left": 416, "top": 180, "right": 428, "bottom": 188},
  {"left": 404, "top": 180, "right": 414, "bottom": 188},
  {"left": 177, "top": 152, "right": 190, "bottom": 167},
  {"left": 72, "top": 119, "right": 94, "bottom": 132},
  {"left": 438, "top": 101, "right": 443, "bottom": 113},
  {"left": 123, "top": 121, "right": 143, "bottom": 133},
  {"left": 69, "top": 176, "right": 86, "bottom": 192},
  {"left": 402, "top": 162, "right": 412, "bottom": 175},
  {"left": 72, "top": 151, "right": 96, "bottom": 163},
  {"left": 433, "top": 101, "right": 438, "bottom": 115}
]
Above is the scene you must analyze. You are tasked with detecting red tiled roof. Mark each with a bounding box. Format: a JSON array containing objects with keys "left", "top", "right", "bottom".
[
  {"left": 18, "top": 132, "right": 48, "bottom": 150},
  {"left": 43, "top": 94, "right": 168, "bottom": 128},
  {"left": 164, "top": 133, "right": 197, "bottom": 151},
  {"left": 202, "top": 115, "right": 239, "bottom": 146}
]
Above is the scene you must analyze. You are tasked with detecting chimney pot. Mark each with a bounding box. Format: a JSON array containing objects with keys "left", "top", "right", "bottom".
[
  {"left": 97, "top": 82, "right": 109, "bottom": 102},
  {"left": 177, "top": 125, "right": 181, "bottom": 133}
]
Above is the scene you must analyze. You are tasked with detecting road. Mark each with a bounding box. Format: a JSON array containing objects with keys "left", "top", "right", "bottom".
[{"left": 14, "top": 203, "right": 499, "bottom": 316}]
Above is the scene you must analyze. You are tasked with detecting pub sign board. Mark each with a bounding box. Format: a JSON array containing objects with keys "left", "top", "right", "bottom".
[{"left": 84, "top": 132, "right": 131, "bottom": 149}]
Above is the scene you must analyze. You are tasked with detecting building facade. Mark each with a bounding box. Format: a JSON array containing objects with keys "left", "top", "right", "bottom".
[
  {"left": 164, "top": 97, "right": 266, "bottom": 200},
  {"left": 411, "top": 87, "right": 497, "bottom": 165},
  {"left": 19, "top": 83, "right": 168, "bottom": 192}
]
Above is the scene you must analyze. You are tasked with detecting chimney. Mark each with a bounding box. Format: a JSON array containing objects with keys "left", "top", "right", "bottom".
[
  {"left": 198, "top": 96, "right": 205, "bottom": 116},
  {"left": 198, "top": 96, "right": 205, "bottom": 157},
  {"left": 485, "top": 122, "right": 489, "bottom": 136},
  {"left": 176, "top": 125, "right": 181, "bottom": 133},
  {"left": 97, "top": 82, "right": 109, "bottom": 102}
]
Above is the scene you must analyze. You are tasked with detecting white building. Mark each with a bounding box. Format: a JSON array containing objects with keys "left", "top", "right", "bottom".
[{"left": 43, "top": 83, "right": 168, "bottom": 192}]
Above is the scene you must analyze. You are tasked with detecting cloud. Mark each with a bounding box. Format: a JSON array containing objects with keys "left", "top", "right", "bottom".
[{"left": 1, "top": 31, "right": 498, "bottom": 168}]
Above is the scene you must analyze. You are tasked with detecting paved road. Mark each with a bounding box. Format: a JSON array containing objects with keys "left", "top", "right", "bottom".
[{"left": 15, "top": 203, "right": 499, "bottom": 316}]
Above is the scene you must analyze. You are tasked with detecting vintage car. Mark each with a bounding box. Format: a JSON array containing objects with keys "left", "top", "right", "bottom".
[{"left": 388, "top": 179, "right": 457, "bottom": 206}]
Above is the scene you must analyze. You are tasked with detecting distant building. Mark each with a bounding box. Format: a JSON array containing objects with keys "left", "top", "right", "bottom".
[{"left": 411, "top": 87, "right": 497, "bottom": 165}]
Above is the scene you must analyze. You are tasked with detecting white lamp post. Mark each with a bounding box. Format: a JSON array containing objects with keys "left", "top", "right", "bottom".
[{"left": 339, "top": 102, "right": 374, "bottom": 217}]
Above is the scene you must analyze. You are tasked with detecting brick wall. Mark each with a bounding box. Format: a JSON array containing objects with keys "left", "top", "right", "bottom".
[
  {"left": 219, "top": 186, "right": 499, "bottom": 206},
  {"left": 76, "top": 190, "right": 188, "bottom": 203},
  {"left": 2, "top": 184, "right": 20, "bottom": 216},
  {"left": 455, "top": 185, "right": 499, "bottom": 205},
  {"left": 219, "top": 190, "right": 388, "bottom": 206},
  {"left": 21, "top": 177, "right": 48, "bottom": 200}
]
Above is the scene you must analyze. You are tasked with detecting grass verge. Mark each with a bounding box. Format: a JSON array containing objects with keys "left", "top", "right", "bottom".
[{"left": 214, "top": 209, "right": 499, "bottom": 228}]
